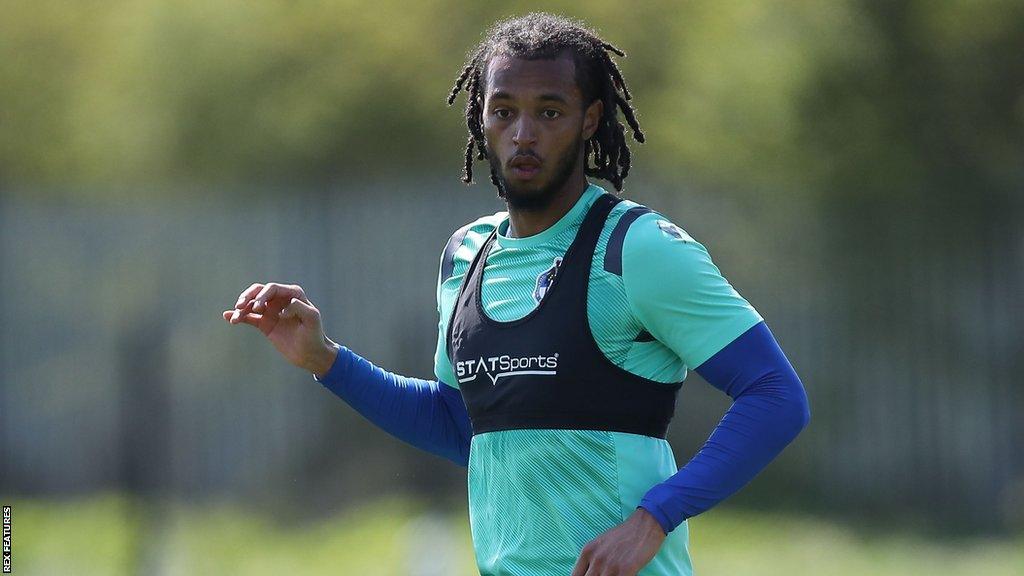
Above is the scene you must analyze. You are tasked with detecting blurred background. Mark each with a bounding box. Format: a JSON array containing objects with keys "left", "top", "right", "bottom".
[{"left": 1, "top": 0, "right": 1023, "bottom": 574}]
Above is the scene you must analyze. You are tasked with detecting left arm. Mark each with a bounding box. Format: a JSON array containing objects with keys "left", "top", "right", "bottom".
[
  {"left": 638, "top": 320, "right": 810, "bottom": 533},
  {"left": 573, "top": 323, "right": 809, "bottom": 576},
  {"left": 572, "top": 213, "right": 809, "bottom": 575}
]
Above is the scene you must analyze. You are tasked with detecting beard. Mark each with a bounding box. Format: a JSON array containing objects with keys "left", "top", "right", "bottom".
[{"left": 486, "top": 136, "right": 583, "bottom": 212}]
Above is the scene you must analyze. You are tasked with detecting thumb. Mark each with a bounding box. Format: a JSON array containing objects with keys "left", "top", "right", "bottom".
[{"left": 280, "top": 297, "right": 318, "bottom": 322}]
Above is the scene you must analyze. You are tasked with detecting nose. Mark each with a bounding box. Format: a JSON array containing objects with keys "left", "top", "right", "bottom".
[{"left": 512, "top": 115, "right": 537, "bottom": 148}]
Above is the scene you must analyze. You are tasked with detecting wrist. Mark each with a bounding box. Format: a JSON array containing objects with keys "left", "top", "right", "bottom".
[
  {"left": 309, "top": 338, "right": 340, "bottom": 379},
  {"left": 633, "top": 506, "right": 668, "bottom": 538}
]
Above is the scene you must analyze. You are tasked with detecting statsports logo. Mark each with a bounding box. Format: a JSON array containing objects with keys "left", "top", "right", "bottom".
[{"left": 456, "top": 353, "right": 559, "bottom": 386}]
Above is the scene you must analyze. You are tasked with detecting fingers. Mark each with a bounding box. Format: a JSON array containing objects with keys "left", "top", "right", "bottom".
[
  {"left": 279, "top": 298, "right": 318, "bottom": 323},
  {"left": 223, "top": 296, "right": 315, "bottom": 327},
  {"left": 571, "top": 547, "right": 592, "bottom": 576},
  {"left": 225, "top": 298, "right": 255, "bottom": 324},
  {"left": 251, "top": 283, "right": 311, "bottom": 313},
  {"left": 582, "top": 559, "right": 608, "bottom": 576},
  {"left": 225, "top": 283, "right": 316, "bottom": 333},
  {"left": 235, "top": 283, "right": 264, "bottom": 309},
  {"left": 223, "top": 308, "right": 263, "bottom": 327}
]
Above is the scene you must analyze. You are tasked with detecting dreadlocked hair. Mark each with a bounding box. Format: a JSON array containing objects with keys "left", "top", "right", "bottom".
[{"left": 446, "top": 12, "right": 645, "bottom": 196}]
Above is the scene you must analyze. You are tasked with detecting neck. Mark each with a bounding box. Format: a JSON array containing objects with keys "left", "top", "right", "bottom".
[{"left": 505, "top": 171, "right": 588, "bottom": 239}]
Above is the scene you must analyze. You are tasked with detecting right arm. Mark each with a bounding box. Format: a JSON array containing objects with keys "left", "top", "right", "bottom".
[
  {"left": 223, "top": 276, "right": 472, "bottom": 467},
  {"left": 313, "top": 344, "right": 471, "bottom": 467}
]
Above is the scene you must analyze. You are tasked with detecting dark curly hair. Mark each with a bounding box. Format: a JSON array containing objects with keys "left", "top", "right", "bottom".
[{"left": 447, "top": 12, "right": 645, "bottom": 197}]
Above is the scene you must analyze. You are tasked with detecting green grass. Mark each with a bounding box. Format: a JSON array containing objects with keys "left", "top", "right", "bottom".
[
  {"left": 4, "top": 494, "right": 1022, "bottom": 575},
  {"left": 689, "top": 509, "right": 1024, "bottom": 576}
]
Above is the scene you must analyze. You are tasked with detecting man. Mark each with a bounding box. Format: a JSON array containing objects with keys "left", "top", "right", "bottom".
[{"left": 223, "top": 13, "right": 809, "bottom": 576}]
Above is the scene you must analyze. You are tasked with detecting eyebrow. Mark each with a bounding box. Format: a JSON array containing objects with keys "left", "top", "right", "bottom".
[{"left": 489, "top": 91, "right": 570, "bottom": 105}]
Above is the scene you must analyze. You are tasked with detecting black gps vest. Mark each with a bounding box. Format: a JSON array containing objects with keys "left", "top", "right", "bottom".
[{"left": 446, "top": 192, "right": 682, "bottom": 439}]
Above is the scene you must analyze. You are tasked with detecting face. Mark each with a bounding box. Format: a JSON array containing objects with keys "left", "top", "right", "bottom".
[{"left": 481, "top": 52, "right": 602, "bottom": 210}]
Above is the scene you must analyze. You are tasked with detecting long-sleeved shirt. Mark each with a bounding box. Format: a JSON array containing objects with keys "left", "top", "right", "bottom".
[{"left": 315, "top": 183, "right": 809, "bottom": 574}]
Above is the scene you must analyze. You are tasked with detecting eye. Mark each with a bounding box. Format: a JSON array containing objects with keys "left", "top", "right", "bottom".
[
  {"left": 493, "top": 109, "right": 512, "bottom": 119},
  {"left": 542, "top": 109, "right": 561, "bottom": 119}
]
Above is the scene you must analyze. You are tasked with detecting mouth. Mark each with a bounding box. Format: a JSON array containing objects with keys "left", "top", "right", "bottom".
[{"left": 509, "top": 156, "right": 542, "bottom": 180}]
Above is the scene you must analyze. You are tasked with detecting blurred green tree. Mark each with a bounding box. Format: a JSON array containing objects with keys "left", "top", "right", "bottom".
[{"left": 1, "top": 0, "right": 1020, "bottom": 205}]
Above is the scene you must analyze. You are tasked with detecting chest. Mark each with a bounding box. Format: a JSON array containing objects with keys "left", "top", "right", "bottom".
[{"left": 445, "top": 195, "right": 681, "bottom": 438}]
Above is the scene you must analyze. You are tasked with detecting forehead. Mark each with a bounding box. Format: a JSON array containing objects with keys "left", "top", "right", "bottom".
[{"left": 483, "top": 52, "right": 581, "bottom": 102}]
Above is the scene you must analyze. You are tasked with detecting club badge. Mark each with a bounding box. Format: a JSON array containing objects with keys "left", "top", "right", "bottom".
[{"left": 533, "top": 256, "right": 563, "bottom": 303}]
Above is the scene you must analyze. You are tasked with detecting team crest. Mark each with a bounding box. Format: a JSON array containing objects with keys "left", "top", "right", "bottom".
[
  {"left": 533, "top": 257, "right": 563, "bottom": 303},
  {"left": 657, "top": 219, "right": 689, "bottom": 241}
]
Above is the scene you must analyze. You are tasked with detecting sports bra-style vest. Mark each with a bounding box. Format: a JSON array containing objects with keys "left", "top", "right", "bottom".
[{"left": 446, "top": 192, "right": 682, "bottom": 438}]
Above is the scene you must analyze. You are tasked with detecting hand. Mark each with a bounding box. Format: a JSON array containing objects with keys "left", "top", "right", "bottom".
[
  {"left": 222, "top": 282, "right": 338, "bottom": 378},
  {"left": 570, "top": 508, "right": 666, "bottom": 576}
]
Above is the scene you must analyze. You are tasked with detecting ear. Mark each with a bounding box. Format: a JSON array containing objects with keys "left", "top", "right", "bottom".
[{"left": 582, "top": 98, "right": 603, "bottom": 140}]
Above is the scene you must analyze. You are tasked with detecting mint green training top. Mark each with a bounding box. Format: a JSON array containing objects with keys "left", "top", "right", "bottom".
[{"left": 434, "top": 183, "right": 763, "bottom": 576}]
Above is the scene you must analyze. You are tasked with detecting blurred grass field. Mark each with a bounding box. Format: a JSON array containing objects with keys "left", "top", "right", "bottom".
[{"left": 6, "top": 494, "right": 1023, "bottom": 575}]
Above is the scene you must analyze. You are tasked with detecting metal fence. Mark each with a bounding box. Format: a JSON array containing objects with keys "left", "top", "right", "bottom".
[{"left": 1, "top": 181, "right": 1020, "bottom": 532}]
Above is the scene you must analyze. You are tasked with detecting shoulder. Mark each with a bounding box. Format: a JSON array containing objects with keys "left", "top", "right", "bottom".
[
  {"left": 622, "top": 211, "right": 699, "bottom": 257},
  {"left": 616, "top": 207, "right": 718, "bottom": 289},
  {"left": 598, "top": 197, "right": 700, "bottom": 277},
  {"left": 617, "top": 207, "right": 757, "bottom": 318},
  {"left": 437, "top": 210, "right": 507, "bottom": 285}
]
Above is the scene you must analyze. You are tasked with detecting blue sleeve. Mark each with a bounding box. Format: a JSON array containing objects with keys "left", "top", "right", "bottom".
[
  {"left": 638, "top": 321, "right": 810, "bottom": 533},
  {"left": 313, "top": 345, "right": 473, "bottom": 467}
]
